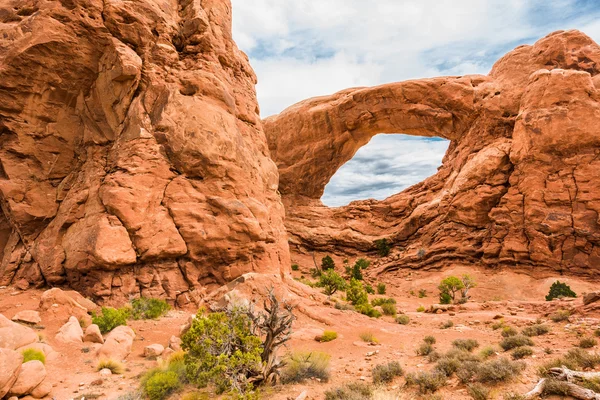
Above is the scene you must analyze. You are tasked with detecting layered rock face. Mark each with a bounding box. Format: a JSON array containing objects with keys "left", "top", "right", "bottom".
[
  {"left": 0, "top": 0, "right": 289, "bottom": 302},
  {"left": 264, "top": 30, "right": 600, "bottom": 278}
]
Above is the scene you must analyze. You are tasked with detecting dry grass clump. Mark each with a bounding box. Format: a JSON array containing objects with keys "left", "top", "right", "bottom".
[
  {"left": 501, "top": 326, "right": 518, "bottom": 337},
  {"left": 511, "top": 346, "right": 533, "bottom": 360},
  {"left": 499, "top": 335, "right": 533, "bottom": 351},
  {"left": 521, "top": 324, "right": 550, "bottom": 337},
  {"left": 440, "top": 320, "right": 454, "bottom": 329},
  {"left": 317, "top": 330, "right": 338, "bottom": 342},
  {"left": 549, "top": 309, "right": 571, "bottom": 322},
  {"left": 467, "top": 383, "right": 492, "bottom": 400},
  {"left": 417, "top": 342, "right": 434, "bottom": 356},
  {"left": 578, "top": 337, "right": 598, "bottom": 349},
  {"left": 405, "top": 371, "right": 447, "bottom": 394},
  {"left": 594, "top": 328, "right": 600, "bottom": 337},
  {"left": 452, "top": 338, "right": 480, "bottom": 352},
  {"left": 396, "top": 315, "right": 410, "bottom": 325},
  {"left": 473, "top": 358, "right": 525, "bottom": 383},
  {"left": 479, "top": 346, "right": 497, "bottom": 359},
  {"left": 359, "top": 331, "right": 379, "bottom": 344},
  {"left": 96, "top": 358, "right": 124, "bottom": 374},
  {"left": 433, "top": 356, "right": 461, "bottom": 377},
  {"left": 372, "top": 361, "right": 403, "bottom": 384},
  {"left": 281, "top": 351, "right": 330, "bottom": 383},
  {"left": 324, "top": 383, "right": 373, "bottom": 400},
  {"left": 380, "top": 303, "right": 397, "bottom": 317}
]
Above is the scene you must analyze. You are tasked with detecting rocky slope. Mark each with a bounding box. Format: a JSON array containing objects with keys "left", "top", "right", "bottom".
[
  {"left": 264, "top": 30, "right": 600, "bottom": 278},
  {"left": 0, "top": 0, "right": 290, "bottom": 302}
]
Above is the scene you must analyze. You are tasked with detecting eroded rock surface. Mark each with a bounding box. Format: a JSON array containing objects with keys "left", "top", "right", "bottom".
[
  {"left": 264, "top": 30, "right": 600, "bottom": 278},
  {"left": 0, "top": 0, "right": 289, "bottom": 301}
]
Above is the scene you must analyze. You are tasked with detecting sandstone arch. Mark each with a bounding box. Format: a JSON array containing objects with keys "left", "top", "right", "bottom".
[{"left": 264, "top": 30, "right": 600, "bottom": 278}]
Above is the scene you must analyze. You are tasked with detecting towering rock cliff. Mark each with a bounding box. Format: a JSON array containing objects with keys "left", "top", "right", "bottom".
[
  {"left": 264, "top": 30, "right": 600, "bottom": 278},
  {"left": 0, "top": 0, "right": 290, "bottom": 302}
]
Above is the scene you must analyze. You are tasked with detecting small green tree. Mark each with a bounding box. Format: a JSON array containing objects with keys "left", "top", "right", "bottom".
[
  {"left": 347, "top": 258, "right": 370, "bottom": 280},
  {"left": 376, "top": 283, "right": 386, "bottom": 295},
  {"left": 318, "top": 270, "right": 347, "bottom": 296},
  {"left": 460, "top": 274, "right": 477, "bottom": 302},
  {"left": 321, "top": 256, "right": 335, "bottom": 271},
  {"left": 346, "top": 278, "right": 368, "bottom": 306},
  {"left": 545, "top": 281, "right": 576, "bottom": 301},
  {"left": 373, "top": 239, "right": 391, "bottom": 257},
  {"left": 438, "top": 276, "right": 464, "bottom": 303}
]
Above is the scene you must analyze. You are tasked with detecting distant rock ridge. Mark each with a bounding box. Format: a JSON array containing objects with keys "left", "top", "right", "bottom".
[{"left": 264, "top": 30, "right": 600, "bottom": 278}]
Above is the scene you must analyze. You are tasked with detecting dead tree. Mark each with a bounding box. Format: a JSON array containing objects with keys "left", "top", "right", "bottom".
[
  {"left": 523, "top": 367, "right": 600, "bottom": 400},
  {"left": 248, "top": 287, "right": 296, "bottom": 385}
]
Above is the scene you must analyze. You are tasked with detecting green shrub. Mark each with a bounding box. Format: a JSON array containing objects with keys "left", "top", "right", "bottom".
[
  {"left": 521, "top": 324, "right": 550, "bottom": 337},
  {"left": 325, "top": 383, "right": 373, "bottom": 400},
  {"left": 579, "top": 337, "right": 597, "bottom": 348},
  {"left": 418, "top": 289, "right": 427, "bottom": 298},
  {"left": 355, "top": 303, "right": 382, "bottom": 318},
  {"left": 376, "top": 283, "right": 386, "bottom": 295},
  {"left": 371, "top": 297, "right": 396, "bottom": 306},
  {"left": 417, "top": 342, "right": 434, "bottom": 356},
  {"left": 456, "top": 360, "right": 480, "bottom": 383},
  {"left": 500, "top": 335, "right": 533, "bottom": 351},
  {"left": 424, "top": 336, "right": 436, "bottom": 345},
  {"left": 467, "top": 383, "right": 491, "bottom": 400},
  {"left": 545, "top": 280, "right": 576, "bottom": 301},
  {"left": 181, "top": 307, "right": 262, "bottom": 395},
  {"left": 380, "top": 303, "right": 396, "bottom": 317},
  {"left": 416, "top": 306, "right": 425, "bottom": 312},
  {"left": 130, "top": 298, "right": 170, "bottom": 320},
  {"left": 452, "top": 339, "right": 479, "bottom": 352},
  {"left": 475, "top": 358, "right": 524, "bottom": 383},
  {"left": 440, "top": 320, "right": 454, "bottom": 329},
  {"left": 491, "top": 320, "right": 505, "bottom": 330},
  {"left": 501, "top": 326, "right": 517, "bottom": 337},
  {"left": 92, "top": 307, "right": 129, "bottom": 333},
  {"left": 281, "top": 351, "right": 330, "bottom": 383},
  {"left": 439, "top": 292, "right": 453, "bottom": 304},
  {"left": 445, "top": 348, "right": 481, "bottom": 363},
  {"left": 21, "top": 348, "right": 45, "bottom": 364},
  {"left": 511, "top": 346, "right": 533, "bottom": 360},
  {"left": 406, "top": 371, "right": 446, "bottom": 393},
  {"left": 359, "top": 331, "right": 378, "bottom": 343},
  {"left": 346, "top": 278, "right": 368, "bottom": 305},
  {"left": 374, "top": 238, "right": 391, "bottom": 257},
  {"left": 97, "top": 358, "right": 124, "bottom": 374},
  {"left": 144, "top": 371, "right": 181, "bottom": 400},
  {"left": 318, "top": 270, "right": 347, "bottom": 296},
  {"left": 291, "top": 264, "right": 299, "bottom": 271},
  {"left": 365, "top": 284, "right": 375, "bottom": 294},
  {"left": 428, "top": 351, "right": 442, "bottom": 363},
  {"left": 549, "top": 309, "right": 571, "bottom": 322},
  {"left": 318, "top": 331, "right": 338, "bottom": 342},
  {"left": 372, "top": 361, "right": 403, "bottom": 384},
  {"left": 396, "top": 315, "right": 410, "bottom": 325},
  {"left": 321, "top": 255, "right": 335, "bottom": 271}
]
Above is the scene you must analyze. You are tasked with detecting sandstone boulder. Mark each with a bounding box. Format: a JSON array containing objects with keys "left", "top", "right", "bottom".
[
  {"left": 144, "top": 344, "right": 164, "bottom": 358},
  {"left": 0, "top": 314, "right": 38, "bottom": 350},
  {"left": 55, "top": 316, "right": 84, "bottom": 344},
  {"left": 84, "top": 324, "right": 104, "bottom": 344},
  {"left": 29, "top": 380, "right": 52, "bottom": 399},
  {"left": 0, "top": 348, "right": 22, "bottom": 398},
  {"left": 583, "top": 292, "right": 600, "bottom": 306},
  {"left": 7, "top": 360, "right": 46, "bottom": 397},
  {"left": 168, "top": 335, "right": 181, "bottom": 351},
  {"left": 97, "top": 326, "right": 135, "bottom": 361},
  {"left": 12, "top": 311, "right": 41, "bottom": 325}
]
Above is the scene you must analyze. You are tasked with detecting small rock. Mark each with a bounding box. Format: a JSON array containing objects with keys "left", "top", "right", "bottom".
[
  {"left": 91, "top": 379, "right": 103, "bottom": 386},
  {"left": 84, "top": 324, "right": 104, "bottom": 344},
  {"left": 12, "top": 311, "right": 41, "bottom": 325},
  {"left": 144, "top": 344, "right": 164, "bottom": 358},
  {"left": 99, "top": 368, "right": 112, "bottom": 377}
]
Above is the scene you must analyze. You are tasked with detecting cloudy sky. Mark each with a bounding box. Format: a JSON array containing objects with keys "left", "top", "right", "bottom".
[{"left": 231, "top": 0, "right": 600, "bottom": 207}]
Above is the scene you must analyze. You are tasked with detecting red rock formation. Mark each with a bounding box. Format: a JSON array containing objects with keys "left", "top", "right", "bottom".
[
  {"left": 264, "top": 30, "right": 600, "bottom": 278},
  {"left": 0, "top": 0, "right": 290, "bottom": 302}
]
